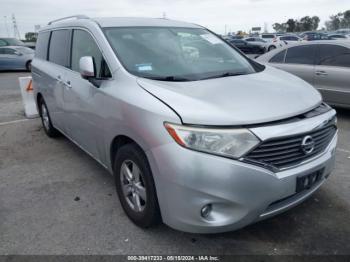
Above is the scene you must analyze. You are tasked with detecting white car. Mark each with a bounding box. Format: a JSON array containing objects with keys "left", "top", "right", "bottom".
[{"left": 266, "top": 35, "right": 302, "bottom": 52}]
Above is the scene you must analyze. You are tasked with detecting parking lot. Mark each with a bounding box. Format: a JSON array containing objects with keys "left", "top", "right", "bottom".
[{"left": 0, "top": 71, "right": 350, "bottom": 255}]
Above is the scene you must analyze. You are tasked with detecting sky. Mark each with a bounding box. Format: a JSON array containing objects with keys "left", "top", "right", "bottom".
[{"left": 0, "top": 0, "right": 349, "bottom": 38}]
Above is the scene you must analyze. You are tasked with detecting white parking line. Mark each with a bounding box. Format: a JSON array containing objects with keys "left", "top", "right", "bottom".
[
  {"left": 0, "top": 119, "right": 31, "bottom": 126},
  {"left": 337, "top": 148, "right": 350, "bottom": 154}
]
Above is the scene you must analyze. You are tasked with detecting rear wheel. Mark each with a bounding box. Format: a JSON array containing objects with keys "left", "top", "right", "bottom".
[
  {"left": 39, "top": 98, "right": 60, "bottom": 137},
  {"left": 26, "top": 61, "right": 32, "bottom": 71},
  {"left": 114, "top": 143, "right": 161, "bottom": 228},
  {"left": 268, "top": 45, "right": 276, "bottom": 52}
]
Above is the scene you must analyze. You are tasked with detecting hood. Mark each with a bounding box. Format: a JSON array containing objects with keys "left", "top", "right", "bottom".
[{"left": 137, "top": 66, "right": 322, "bottom": 126}]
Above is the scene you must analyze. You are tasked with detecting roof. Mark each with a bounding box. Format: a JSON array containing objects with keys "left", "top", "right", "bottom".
[
  {"left": 93, "top": 17, "right": 201, "bottom": 28},
  {"left": 42, "top": 16, "right": 202, "bottom": 31}
]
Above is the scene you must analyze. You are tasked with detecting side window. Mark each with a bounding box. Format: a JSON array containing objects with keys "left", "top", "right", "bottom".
[
  {"left": 48, "top": 30, "right": 70, "bottom": 67},
  {"left": 280, "top": 36, "right": 287, "bottom": 41},
  {"left": 285, "top": 45, "right": 316, "bottom": 65},
  {"left": 35, "top": 31, "right": 51, "bottom": 60},
  {"left": 318, "top": 44, "right": 350, "bottom": 68},
  {"left": 269, "top": 49, "right": 286, "bottom": 63},
  {"left": 0, "top": 40, "right": 7, "bottom": 47},
  {"left": 246, "top": 38, "right": 254, "bottom": 42},
  {"left": 3, "top": 48, "right": 16, "bottom": 55},
  {"left": 71, "top": 29, "right": 111, "bottom": 78}
]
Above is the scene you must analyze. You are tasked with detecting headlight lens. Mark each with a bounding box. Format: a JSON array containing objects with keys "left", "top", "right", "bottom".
[{"left": 164, "top": 123, "right": 260, "bottom": 158}]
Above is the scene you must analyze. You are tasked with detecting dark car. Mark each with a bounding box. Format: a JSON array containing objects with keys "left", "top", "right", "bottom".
[
  {"left": 228, "top": 39, "right": 265, "bottom": 54},
  {"left": 300, "top": 32, "right": 331, "bottom": 41}
]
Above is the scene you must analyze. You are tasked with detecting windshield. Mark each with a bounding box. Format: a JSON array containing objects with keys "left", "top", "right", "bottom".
[
  {"left": 104, "top": 27, "right": 259, "bottom": 81},
  {"left": 3, "top": 38, "right": 25, "bottom": 46}
]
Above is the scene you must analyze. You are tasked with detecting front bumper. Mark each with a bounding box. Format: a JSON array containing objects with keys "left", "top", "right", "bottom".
[{"left": 146, "top": 112, "right": 337, "bottom": 233}]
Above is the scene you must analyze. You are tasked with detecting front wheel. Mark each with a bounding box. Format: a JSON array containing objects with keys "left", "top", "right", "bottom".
[
  {"left": 114, "top": 143, "right": 161, "bottom": 228},
  {"left": 39, "top": 98, "right": 60, "bottom": 137}
]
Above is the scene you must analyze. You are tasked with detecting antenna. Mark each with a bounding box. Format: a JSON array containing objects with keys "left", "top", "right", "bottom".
[{"left": 12, "top": 14, "right": 21, "bottom": 39}]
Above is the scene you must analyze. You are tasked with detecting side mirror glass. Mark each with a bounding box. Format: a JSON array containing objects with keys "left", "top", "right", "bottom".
[{"left": 79, "top": 56, "right": 95, "bottom": 79}]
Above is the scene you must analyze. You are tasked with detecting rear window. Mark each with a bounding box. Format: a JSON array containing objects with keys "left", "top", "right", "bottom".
[
  {"left": 48, "top": 30, "right": 71, "bottom": 67},
  {"left": 318, "top": 44, "right": 350, "bottom": 68},
  {"left": 262, "top": 35, "right": 275, "bottom": 39},
  {"left": 269, "top": 50, "right": 286, "bottom": 63},
  {"left": 285, "top": 45, "right": 316, "bottom": 65},
  {"left": 35, "top": 31, "right": 50, "bottom": 60}
]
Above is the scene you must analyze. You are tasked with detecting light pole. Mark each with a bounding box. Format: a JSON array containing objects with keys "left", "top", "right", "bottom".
[{"left": 4, "top": 16, "right": 10, "bottom": 37}]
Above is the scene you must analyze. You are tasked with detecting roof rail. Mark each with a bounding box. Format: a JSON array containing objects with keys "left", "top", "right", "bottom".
[{"left": 48, "top": 15, "right": 90, "bottom": 25}]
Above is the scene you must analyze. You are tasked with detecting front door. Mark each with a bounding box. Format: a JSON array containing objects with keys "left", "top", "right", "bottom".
[{"left": 63, "top": 29, "right": 112, "bottom": 160}]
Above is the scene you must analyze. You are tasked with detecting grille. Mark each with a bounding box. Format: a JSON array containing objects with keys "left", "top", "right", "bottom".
[{"left": 245, "top": 125, "right": 337, "bottom": 170}]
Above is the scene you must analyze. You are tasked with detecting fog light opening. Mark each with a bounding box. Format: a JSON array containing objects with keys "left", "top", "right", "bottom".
[{"left": 201, "top": 204, "right": 212, "bottom": 219}]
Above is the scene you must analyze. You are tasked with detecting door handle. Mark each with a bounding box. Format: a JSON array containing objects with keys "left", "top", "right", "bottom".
[
  {"left": 315, "top": 70, "right": 328, "bottom": 76},
  {"left": 56, "top": 75, "right": 63, "bottom": 82},
  {"left": 64, "top": 80, "right": 72, "bottom": 89}
]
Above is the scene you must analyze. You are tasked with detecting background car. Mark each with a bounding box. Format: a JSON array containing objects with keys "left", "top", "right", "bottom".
[
  {"left": 266, "top": 34, "right": 301, "bottom": 51},
  {"left": 260, "top": 33, "right": 277, "bottom": 43},
  {"left": 0, "top": 38, "right": 26, "bottom": 47},
  {"left": 0, "top": 46, "right": 34, "bottom": 71},
  {"left": 328, "top": 34, "right": 349, "bottom": 40},
  {"left": 300, "top": 32, "right": 331, "bottom": 41},
  {"left": 244, "top": 37, "right": 268, "bottom": 51},
  {"left": 256, "top": 41, "right": 350, "bottom": 108},
  {"left": 228, "top": 39, "right": 265, "bottom": 54}
]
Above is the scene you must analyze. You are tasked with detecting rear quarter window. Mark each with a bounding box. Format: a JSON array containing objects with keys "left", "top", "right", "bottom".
[
  {"left": 35, "top": 31, "right": 50, "bottom": 60},
  {"left": 318, "top": 44, "right": 350, "bottom": 68},
  {"left": 285, "top": 45, "right": 316, "bottom": 65}
]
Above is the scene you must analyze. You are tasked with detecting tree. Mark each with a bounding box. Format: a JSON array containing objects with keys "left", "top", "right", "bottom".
[
  {"left": 340, "top": 10, "right": 350, "bottom": 28},
  {"left": 25, "top": 32, "right": 38, "bottom": 42},
  {"left": 272, "top": 23, "right": 288, "bottom": 32},
  {"left": 311, "top": 16, "right": 320, "bottom": 30},
  {"left": 299, "top": 16, "right": 313, "bottom": 31},
  {"left": 286, "top": 19, "right": 296, "bottom": 32}
]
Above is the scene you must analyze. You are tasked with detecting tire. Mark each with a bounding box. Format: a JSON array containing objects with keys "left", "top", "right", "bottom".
[
  {"left": 26, "top": 61, "right": 32, "bottom": 71},
  {"left": 114, "top": 143, "right": 161, "bottom": 228},
  {"left": 268, "top": 45, "right": 276, "bottom": 52},
  {"left": 39, "top": 97, "right": 60, "bottom": 138}
]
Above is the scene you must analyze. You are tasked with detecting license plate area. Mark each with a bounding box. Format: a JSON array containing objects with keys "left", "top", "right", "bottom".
[{"left": 296, "top": 168, "right": 324, "bottom": 193}]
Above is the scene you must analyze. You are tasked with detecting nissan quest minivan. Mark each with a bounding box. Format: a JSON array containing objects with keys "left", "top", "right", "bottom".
[{"left": 32, "top": 15, "right": 337, "bottom": 233}]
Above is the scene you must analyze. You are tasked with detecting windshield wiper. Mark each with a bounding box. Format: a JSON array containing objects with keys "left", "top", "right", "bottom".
[
  {"left": 144, "top": 75, "right": 192, "bottom": 82},
  {"left": 199, "top": 72, "right": 247, "bottom": 80}
]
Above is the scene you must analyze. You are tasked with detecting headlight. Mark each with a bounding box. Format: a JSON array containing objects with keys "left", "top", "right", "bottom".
[{"left": 164, "top": 123, "right": 260, "bottom": 158}]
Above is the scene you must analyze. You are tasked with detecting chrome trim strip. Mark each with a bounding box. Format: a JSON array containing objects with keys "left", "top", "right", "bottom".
[{"left": 249, "top": 109, "right": 336, "bottom": 141}]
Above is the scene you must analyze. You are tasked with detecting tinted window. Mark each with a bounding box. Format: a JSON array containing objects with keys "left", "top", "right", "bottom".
[
  {"left": 269, "top": 50, "right": 286, "bottom": 63},
  {"left": 0, "top": 40, "right": 7, "bottom": 46},
  {"left": 48, "top": 30, "right": 70, "bottom": 67},
  {"left": 262, "top": 35, "right": 275, "bottom": 39},
  {"left": 285, "top": 45, "right": 316, "bottom": 65},
  {"left": 35, "top": 31, "right": 50, "bottom": 60},
  {"left": 245, "top": 38, "right": 254, "bottom": 42},
  {"left": 3, "top": 48, "right": 16, "bottom": 55},
  {"left": 71, "top": 29, "right": 111, "bottom": 78},
  {"left": 318, "top": 44, "right": 350, "bottom": 67}
]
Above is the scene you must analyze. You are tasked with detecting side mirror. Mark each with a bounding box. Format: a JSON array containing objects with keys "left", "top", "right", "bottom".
[
  {"left": 14, "top": 51, "right": 22, "bottom": 56},
  {"left": 79, "top": 56, "right": 95, "bottom": 79}
]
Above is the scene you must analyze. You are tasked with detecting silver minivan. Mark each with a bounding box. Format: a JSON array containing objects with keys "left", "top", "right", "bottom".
[{"left": 32, "top": 16, "right": 337, "bottom": 233}]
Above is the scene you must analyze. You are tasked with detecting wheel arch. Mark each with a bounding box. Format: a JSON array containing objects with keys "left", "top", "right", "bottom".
[{"left": 110, "top": 135, "right": 145, "bottom": 172}]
